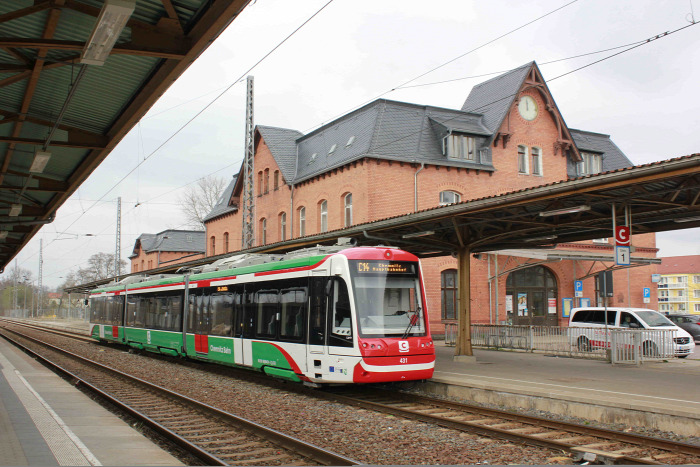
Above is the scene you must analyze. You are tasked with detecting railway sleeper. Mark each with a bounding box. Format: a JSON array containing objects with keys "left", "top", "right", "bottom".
[
  {"left": 571, "top": 447, "right": 625, "bottom": 465},
  {"left": 186, "top": 431, "right": 241, "bottom": 440},
  {"left": 216, "top": 448, "right": 278, "bottom": 459},
  {"left": 226, "top": 455, "right": 295, "bottom": 466}
]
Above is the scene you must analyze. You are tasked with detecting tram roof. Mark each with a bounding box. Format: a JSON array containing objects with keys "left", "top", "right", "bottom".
[
  {"left": 66, "top": 153, "right": 700, "bottom": 294},
  {"left": 0, "top": 0, "right": 250, "bottom": 272}
]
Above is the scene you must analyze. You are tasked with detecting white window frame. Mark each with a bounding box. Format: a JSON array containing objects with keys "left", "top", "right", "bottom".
[
  {"left": 320, "top": 200, "right": 328, "bottom": 233},
  {"left": 694, "top": 289, "right": 700, "bottom": 299},
  {"left": 694, "top": 275, "right": 700, "bottom": 284},
  {"left": 580, "top": 152, "right": 602, "bottom": 175},
  {"left": 344, "top": 193, "right": 353, "bottom": 227},
  {"left": 439, "top": 190, "right": 461, "bottom": 206},
  {"left": 695, "top": 303, "right": 700, "bottom": 312},
  {"left": 517, "top": 145, "right": 529, "bottom": 174},
  {"left": 299, "top": 207, "right": 306, "bottom": 237},
  {"left": 531, "top": 147, "right": 542, "bottom": 175},
  {"left": 260, "top": 218, "right": 267, "bottom": 245},
  {"left": 280, "top": 212, "right": 286, "bottom": 241}
]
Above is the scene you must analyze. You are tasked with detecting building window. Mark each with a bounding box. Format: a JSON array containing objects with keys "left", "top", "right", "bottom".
[
  {"left": 141, "top": 260, "right": 144, "bottom": 270},
  {"left": 660, "top": 304, "right": 669, "bottom": 312},
  {"left": 660, "top": 290, "right": 669, "bottom": 298},
  {"left": 224, "top": 232, "right": 229, "bottom": 253},
  {"left": 678, "top": 303, "right": 686, "bottom": 312},
  {"left": 210, "top": 236, "right": 215, "bottom": 256},
  {"left": 260, "top": 218, "right": 267, "bottom": 245},
  {"left": 531, "top": 147, "right": 542, "bottom": 175},
  {"left": 695, "top": 304, "right": 700, "bottom": 312},
  {"left": 133, "top": 264, "right": 138, "bottom": 272},
  {"left": 319, "top": 200, "right": 328, "bottom": 233},
  {"left": 446, "top": 134, "right": 475, "bottom": 160},
  {"left": 264, "top": 168, "right": 269, "bottom": 194},
  {"left": 279, "top": 212, "right": 287, "bottom": 241},
  {"left": 580, "top": 152, "right": 602, "bottom": 175},
  {"left": 694, "top": 289, "right": 700, "bottom": 299},
  {"left": 299, "top": 207, "right": 306, "bottom": 236},
  {"left": 148, "top": 260, "right": 152, "bottom": 269},
  {"left": 678, "top": 276, "right": 687, "bottom": 284},
  {"left": 273, "top": 170, "right": 279, "bottom": 190},
  {"left": 441, "top": 269, "right": 457, "bottom": 320},
  {"left": 257, "top": 171, "right": 263, "bottom": 196},
  {"left": 518, "top": 145, "right": 528, "bottom": 174},
  {"left": 439, "top": 190, "right": 461, "bottom": 206},
  {"left": 344, "top": 193, "right": 352, "bottom": 227}
]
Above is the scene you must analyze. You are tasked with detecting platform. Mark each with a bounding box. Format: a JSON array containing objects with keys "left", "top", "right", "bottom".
[
  {"left": 423, "top": 343, "right": 700, "bottom": 437},
  {"left": 0, "top": 335, "right": 183, "bottom": 466}
]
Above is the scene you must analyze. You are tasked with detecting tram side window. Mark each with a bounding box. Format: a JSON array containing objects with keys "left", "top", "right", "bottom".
[
  {"left": 143, "top": 297, "right": 156, "bottom": 329},
  {"left": 210, "top": 293, "right": 233, "bottom": 336},
  {"left": 134, "top": 295, "right": 147, "bottom": 327},
  {"left": 329, "top": 279, "right": 353, "bottom": 347},
  {"left": 90, "top": 297, "right": 105, "bottom": 324},
  {"left": 126, "top": 297, "right": 138, "bottom": 327},
  {"left": 111, "top": 296, "right": 124, "bottom": 326},
  {"left": 309, "top": 278, "right": 327, "bottom": 346},
  {"left": 167, "top": 295, "right": 182, "bottom": 332},
  {"left": 256, "top": 290, "right": 279, "bottom": 339},
  {"left": 280, "top": 288, "right": 306, "bottom": 341},
  {"left": 194, "top": 294, "right": 211, "bottom": 335}
]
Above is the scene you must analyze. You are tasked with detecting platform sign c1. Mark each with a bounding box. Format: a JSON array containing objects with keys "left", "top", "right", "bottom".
[
  {"left": 615, "top": 245, "right": 630, "bottom": 266},
  {"left": 615, "top": 226, "right": 631, "bottom": 246}
]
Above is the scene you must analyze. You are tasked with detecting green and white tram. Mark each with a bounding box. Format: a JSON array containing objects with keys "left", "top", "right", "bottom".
[{"left": 89, "top": 245, "right": 435, "bottom": 385}]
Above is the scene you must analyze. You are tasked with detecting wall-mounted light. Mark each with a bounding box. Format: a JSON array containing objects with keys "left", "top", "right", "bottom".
[
  {"left": 539, "top": 205, "right": 590, "bottom": 217},
  {"left": 9, "top": 204, "right": 22, "bottom": 216},
  {"left": 524, "top": 234, "right": 558, "bottom": 242},
  {"left": 80, "top": 0, "right": 136, "bottom": 66},
  {"left": 402, "top": 230, "right": 435, "bottom": 239},
  {"left": 30, "top": 150, "right": 51, "bottom": 173}
]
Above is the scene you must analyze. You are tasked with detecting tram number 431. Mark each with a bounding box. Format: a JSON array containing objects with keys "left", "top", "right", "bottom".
[{"left": 399, "top": 357, "right": 408, "bottom": 363}]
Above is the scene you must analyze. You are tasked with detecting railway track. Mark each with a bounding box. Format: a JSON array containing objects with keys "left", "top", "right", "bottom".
[
  {"left": 0, "top": 326, "right": 357, "bottom": 466},
  {"left": 322, "top": 387, "right": 700, "bottom": 465},
  {"left": 0, "top": 317, "right": 93, "bottom": 342},
  {"left": 6, "top": 319, "right": 700, "bottom": 465}
]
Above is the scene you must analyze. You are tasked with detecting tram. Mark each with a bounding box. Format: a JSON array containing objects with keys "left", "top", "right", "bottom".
[{"left": 88, "top": 243, "right": 435, "bottom": 385}]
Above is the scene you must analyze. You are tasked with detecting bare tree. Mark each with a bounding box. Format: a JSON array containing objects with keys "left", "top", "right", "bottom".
[
  {"left": 70, "top": 253, "right": 128, "bottom": 285},
  {"left": 179, "top": 175, "right": 228, "bottom": 230}
]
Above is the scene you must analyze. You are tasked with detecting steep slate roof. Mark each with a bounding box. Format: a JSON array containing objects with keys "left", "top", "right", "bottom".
[
  {"left": 569, "top": 129, "right": 634, "bottom": 170},
  {"left": 203, "top": 175, "right": 238, "bottom": 223},
  {"left": 658, "top": 255, "right": 700, "bottom": 274},
  {"left": 257, "top": 126, "right": 303, "bottom": 183},
  {"left": 460, "top": 62, "right": 533, "bottom": 132},
  {"left": 129, "top": 230, "right": 205, "bottom": 259}
]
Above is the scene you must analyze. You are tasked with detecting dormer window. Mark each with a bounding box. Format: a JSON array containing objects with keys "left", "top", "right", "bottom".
[
  {"left": 439, "top": 191, "right": 461, "bottom": 205},
  {"left": 328, "top": 144, "right": 337, "bottom": 155},
  {"left": 446, "top": 134, "right": 475, "bottom": 161},
  {"left": 579, "top": 152, "right": 602, "bottom": 175},
  {"left": 346, "top": 136, "right": 355, "bottom": 147}
]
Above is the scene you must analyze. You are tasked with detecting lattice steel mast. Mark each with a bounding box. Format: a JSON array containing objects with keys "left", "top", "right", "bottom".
[
  {"left": 115, "top": 196, "right": 121, "bottom": 279},
  {"left": 241, "top": 76, "right": 255, "bottom": 249}
]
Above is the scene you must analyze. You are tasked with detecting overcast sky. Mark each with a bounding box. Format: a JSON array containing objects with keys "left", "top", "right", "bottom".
[{"left": 5, "top": 0, "right": 700, "bottom": 288}]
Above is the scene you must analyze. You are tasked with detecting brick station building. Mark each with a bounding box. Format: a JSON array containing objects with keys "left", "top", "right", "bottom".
[
  {"left": 130, "top": 229, "right": 206, "bottom": 273},
  {"left": 204, "top": 62, "right": 659, "bottom": 334}
]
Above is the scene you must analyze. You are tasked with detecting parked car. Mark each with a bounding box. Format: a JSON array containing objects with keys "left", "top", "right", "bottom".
[
  {"left": 667, "top": 314, "right": 700, "bottom": 343},
  {"left": 568, "top": 307, "right": 695, "bottom": 358}
]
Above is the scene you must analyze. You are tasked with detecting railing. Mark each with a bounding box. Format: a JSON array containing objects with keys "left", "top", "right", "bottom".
[{"left": 444, "top": 324, "right": 679, "bottom": 363}]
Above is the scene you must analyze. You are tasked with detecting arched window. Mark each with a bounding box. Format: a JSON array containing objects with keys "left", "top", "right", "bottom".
[
  {"left": 260, "top": 218, "right": 267, "bottom": 245},
  {"left": 439, "top": 190, "right": 461, "bottom": 205},
  {"left": 223, "top": 232, "right": 229, "bottom": 253},
  {"left": 298, "top": 206, "right": 306, "bottom": 236},
  {"left": 441, "top": 269, "right": 457, "bottom": 320},
  {"left": 344, "top": 193, "right": 353, "bottom": 227},
  {"left": 279, "top": 212, "right": 287, "bottom": 241},
  {"left": 264, "top": 168, "right": 270, "bottom": 194},
  {"left": 257, "top": 171, "right": 263, "bottom": 196},
  {"left": 274, "top": 170, "right": 280, "bottom": 190},
  {"left": 517, "top": 145, "right": 529, "bottom": 174},
  {"left": 531, "top": 147, "right": 542, "bottom": 175},
  {"left": 319, "top": 200, "right": 328, "bottom": 233},
  {"left": 506, "top": 266, "right": 558, "bottom": 326},
  {"left": 210, "top": 236, "right": 216, "bottom": 255},
  {"left": 141, "top": 260, "right": 145, "bottom": 271},
  {"left": 133, "top": 263, "right": 138, "bottom": 272}
]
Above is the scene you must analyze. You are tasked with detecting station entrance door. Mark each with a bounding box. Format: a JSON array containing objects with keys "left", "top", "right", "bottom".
[{"left": 506, "top": 266, "right": 558, "bottom": 326}]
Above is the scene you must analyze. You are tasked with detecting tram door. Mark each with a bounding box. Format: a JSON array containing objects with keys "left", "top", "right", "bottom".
[{"left": 307, "top": 271, "right": 328, "bottom": 376}]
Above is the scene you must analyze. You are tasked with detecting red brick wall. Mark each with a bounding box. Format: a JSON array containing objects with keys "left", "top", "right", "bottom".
[{"left": 130, "top": 249, "right": 205, "bottom": 272}]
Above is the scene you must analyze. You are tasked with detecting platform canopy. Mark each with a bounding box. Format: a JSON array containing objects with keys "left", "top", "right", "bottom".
[{"left": 0, "top": 0, "right": 250, "bottom": 272}]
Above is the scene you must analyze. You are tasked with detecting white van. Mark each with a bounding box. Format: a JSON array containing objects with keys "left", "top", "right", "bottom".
[{"left": 569, "top": 307, "right": 695, "bottom": 358}]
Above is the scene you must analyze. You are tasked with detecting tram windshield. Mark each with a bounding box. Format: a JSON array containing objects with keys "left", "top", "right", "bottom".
[{"left": 349, "top": 260, "right": 426, "bottom": 338}]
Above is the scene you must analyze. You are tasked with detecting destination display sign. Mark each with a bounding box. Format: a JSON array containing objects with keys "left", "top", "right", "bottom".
[{"left": 354, "top": 261, "right": 415, "bottom": 275}]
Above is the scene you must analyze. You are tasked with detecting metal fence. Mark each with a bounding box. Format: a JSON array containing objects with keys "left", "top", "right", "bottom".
[{"left": 444, "top": 323, "right": 678, "bottom": 363}]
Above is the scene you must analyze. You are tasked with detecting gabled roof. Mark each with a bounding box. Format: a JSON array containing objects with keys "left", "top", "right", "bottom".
[
  {"left": 569, "top": 129, "right": 634, "bottom": 173},
  {"left": 658, "top": 255, "right": 700, "bottom": 274},
  {"left": 203, "top": 175, "right": 238, "bottom": 223},
  {"left": 461, "top": 62, "right": 533, "bottom": 132},
  {"left": 130, "top": 230, "right": 205, "bottom": 258},
  {"left": 257, "top": 125, "right": 303, "bottom": 182}
]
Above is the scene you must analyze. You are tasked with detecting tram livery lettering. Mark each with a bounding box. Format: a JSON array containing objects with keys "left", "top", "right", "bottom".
[{"left": 210, "top": 345, "right": 232, "bottom": 354}]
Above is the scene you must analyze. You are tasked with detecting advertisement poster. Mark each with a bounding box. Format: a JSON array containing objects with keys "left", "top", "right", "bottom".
[
  {"left": 517, "top": 293, "right": 527, "bottom": 316},
  {"left": 548, "top": 298, "right": 557, "bottom": 314},
  {"left": 562, "top": 298, "right": 573, "bottom": 318},
  {"left": 505, "top": 295, "right": 513, "bottom": 313}
]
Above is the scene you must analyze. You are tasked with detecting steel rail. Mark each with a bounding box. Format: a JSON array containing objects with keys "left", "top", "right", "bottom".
[
  {"left": 0, "top": 327, "right": 358, "bottom": 466},
  {"left": 319, "top": 389, "right": 698, "bottom": 465}
]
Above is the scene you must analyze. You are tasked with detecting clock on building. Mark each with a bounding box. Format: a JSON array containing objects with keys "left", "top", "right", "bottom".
[{"left": 518, "top": 95, "right": 538, "bottom": 121}]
